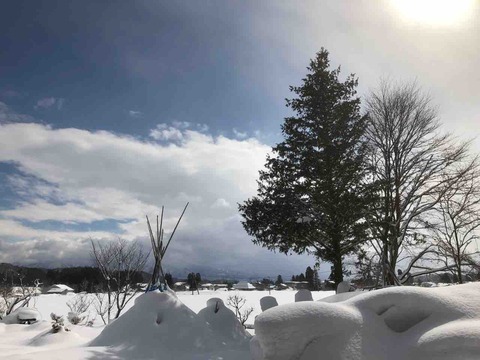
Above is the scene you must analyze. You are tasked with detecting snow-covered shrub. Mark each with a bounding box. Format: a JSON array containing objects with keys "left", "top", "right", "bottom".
[
  {"left": 66, "top": 294, "right": 92, "bottom": 325},
  {"left": 0, "top": 298, "right": 6, "bottom": 320},
  {"left": 67, "top": 312, "right": 85, "bottom": 325},
  {"left": 50, "top": 313, "right": 69, "bottom": 333},
  {"left": 1, "top": 307, "right": 41, "bottom": 324}
]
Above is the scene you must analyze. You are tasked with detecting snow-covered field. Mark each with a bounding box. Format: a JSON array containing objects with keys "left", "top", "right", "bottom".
[{"left": 1, "top": 284, "right": 480, "bottom": 359}]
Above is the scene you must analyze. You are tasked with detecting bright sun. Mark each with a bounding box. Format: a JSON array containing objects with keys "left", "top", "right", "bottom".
[{"left": 391, "top": 0, "right": 475, "bottom": 26}]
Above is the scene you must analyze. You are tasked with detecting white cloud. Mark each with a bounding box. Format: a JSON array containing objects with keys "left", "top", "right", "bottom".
[
  {"left": 129, "top": 110, "right": 143, "bottom": 118},
  {"left": 0, "top": 102, "right": 35, "bottom": 124},
  {"left": 0, "top": 121, "right": 312, "bottom": 275},
  {"left": 34, "top": 97, "right": 65, "bottom": 110},
  {"left": 149, "top": 124, "right": 184, "bottom": 141},
  {"left": 233, "top": 128, "right": 248, "bottom": 139},
  {"left": 211, "top": 198, "right": 231, "bottom": 208},
  {"left": 149, "top": 121, "right": 210, "bottom": 142}
]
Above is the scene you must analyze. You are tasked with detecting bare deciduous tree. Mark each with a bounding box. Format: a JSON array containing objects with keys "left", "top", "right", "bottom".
[
  {"left": 227, "top": 293, "right": 254, "bottom": 328},
  {"left": 424, "top": 169, "right": 480, "bottom": 283},
  {"left": 91, "top": 238, "right": 148, "bottom": 322},
  {"left": 365, "top": 81, "right": 473, "bottom": 285},
  {"left": 92, "top": 285, "right": 114, "bottom": 325}
]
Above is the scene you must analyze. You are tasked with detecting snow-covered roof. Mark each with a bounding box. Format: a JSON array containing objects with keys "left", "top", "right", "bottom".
[
  {"left": 47, "top": 284, "right": 74, "bottom": 293},
  {"left": 233, "top": 281, "right": 256, "bottom": 290}
]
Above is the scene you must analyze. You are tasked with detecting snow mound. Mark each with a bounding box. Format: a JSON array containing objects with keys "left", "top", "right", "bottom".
[
  {"left": 336, "top": 281, "right": 352, "bottom": 294},
  {"left": 2, "top": 308, "right": 41, "bottom": 324},
  {"left": 28, "top": 326, "right": 83, "bottom": 347},
  {"left": 260, "top": 296, "right": 278, "bottom": 311},
  {"left": 252, "top": 283, "right": 480, "bottom": 360},
  {"left": 294, "top": 289, "right": 313, "bottom": 302},
  {"left": 91, "top": 290, "right": 249, "bottom": 359},
  {"left": 319, "top": 291, "right": 363, "bottom": 303},
  {"left": 197, "top": 298, "right": 250, "bottom": 345},
  {"left": 91, "top": 291, "right": 216, "bottom": 351}
]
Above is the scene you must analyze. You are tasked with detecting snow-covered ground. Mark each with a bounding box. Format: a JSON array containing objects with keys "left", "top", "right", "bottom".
[
  {"left": 0, "top": 289, "right": 333, "bottom": 359},
  {"left": 1, "top": 284, "right": 479, "bottom": 359}
]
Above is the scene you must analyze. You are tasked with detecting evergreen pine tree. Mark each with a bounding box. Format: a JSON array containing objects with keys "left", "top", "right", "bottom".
[
  {"left": 239, "top": 48, "right": 370, "bottom": 285},
  {"left": 305, "top": 266, "right": 314, "bottom": 290},
  {"left": 164, "top": 273, "right": 174, "bottom": 288},
  {"left": 275, "top": 275, "right": 284, "bottom": 286}
]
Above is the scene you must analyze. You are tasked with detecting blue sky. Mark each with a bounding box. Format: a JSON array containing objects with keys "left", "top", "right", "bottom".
[{"left": 1, "top": 1, "right": 479, "bottom": 278}]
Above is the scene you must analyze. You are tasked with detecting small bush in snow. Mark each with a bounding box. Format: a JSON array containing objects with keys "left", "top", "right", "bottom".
[
  {"left": 50, "top": 313, "right": 69, "bottom": 333},
  {"left": 66, "top": 294, "right": 92, "bottom": 325},
  {"left": 67, "top": 312, "right": 85, "bottom": 325},
  {"left": 227, "top": 293, "right": 254, "bottom": 328}
]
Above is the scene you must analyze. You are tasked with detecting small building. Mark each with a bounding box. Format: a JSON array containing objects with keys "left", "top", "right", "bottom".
[
  {"left": 45, "top": 284, "right": 74, "bottom": 295},
  {"left": 173, "top": 282, "right": 188, "bottom": 291},
  {"left": 284, "top": 281, "right": 310, "bottom": 290},
  {"left": 199, "top": 283, "right": 215, "bottom": 291},
  {"left": 233, "top": 281, "right": 256, "bottom": 291},
  {"left": 213, "top": 283, "right": 228, "bottom": 291}
]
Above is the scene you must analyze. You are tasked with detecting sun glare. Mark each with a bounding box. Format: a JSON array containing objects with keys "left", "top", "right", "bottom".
[{"left": 391, "top": 0, "right": 475, "bottom": 27}]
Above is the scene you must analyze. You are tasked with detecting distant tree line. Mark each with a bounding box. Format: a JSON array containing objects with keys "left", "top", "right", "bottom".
[
  {"left": 0, "top": 263, "right": 146, "bottom": 293},
  {"left": 291, "top": 266, "right": 321, "bottom": 290}
]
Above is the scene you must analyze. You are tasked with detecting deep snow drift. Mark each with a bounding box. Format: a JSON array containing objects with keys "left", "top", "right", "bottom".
[
  {"left": 252, "top": 283, "right": 480, "bottom": 360},
  {"left": 90, "top": 290, "right": 251, "bottom": 359}
]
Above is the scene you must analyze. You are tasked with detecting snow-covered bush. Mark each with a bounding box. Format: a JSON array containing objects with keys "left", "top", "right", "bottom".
[
  {"left": 67, "top": 312, "right": 84, "bottom": 325},
  {"left": 1, "top": 307, "right": 41, "bottom": 324},
  {"left": 66, "top": 293, "right": 92, "bottom": 325},
  {"left": 0, "top": 298, "right": 6, "bottom": 320},
  {"left": 50, "top": 313, "right": 69, "bottom": 333}
]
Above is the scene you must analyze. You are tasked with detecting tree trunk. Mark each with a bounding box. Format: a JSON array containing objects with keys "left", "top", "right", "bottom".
[{"left": 333, "top": 253, "right": 344, "bottom": 286}]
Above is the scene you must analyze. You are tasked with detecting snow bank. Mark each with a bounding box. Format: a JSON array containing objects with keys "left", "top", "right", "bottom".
[
  {"left": 91, "top": 291, "right": 216, "bottom": 351},
  {"left": 28, "top": 326, "right": 83, "bottom": 347},
  {"left": 197, "top": 298, "right": 250, "bottom": 345},
  {"left": 252, "top": 283, "right": 480, "bottom": 360},
  {"left": 91, "top": 290, "right": 250, "bottom": 359}
]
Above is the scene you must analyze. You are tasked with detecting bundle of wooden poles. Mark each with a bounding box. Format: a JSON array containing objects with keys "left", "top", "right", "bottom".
[{"left": 146, "top": 203, "right": 189, "bottom": 292}]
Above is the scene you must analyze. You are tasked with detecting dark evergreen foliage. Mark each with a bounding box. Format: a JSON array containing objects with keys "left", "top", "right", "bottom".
[
  {"left": 305, "top": 266, "right": 314, "bottom": 290},
  {"left": 164, "top": 272, "right": 174, "bottom": 288},
  {"left": 275, "top": 275, "right": 284, "bottom": 286},
  {"left": 239, "top": 48, "right": 371, "bottom": 285}
]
